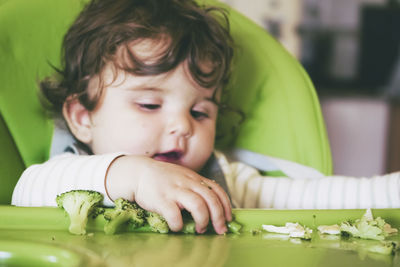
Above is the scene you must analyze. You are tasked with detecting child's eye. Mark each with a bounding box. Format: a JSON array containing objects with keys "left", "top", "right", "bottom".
[
  {"left": 191, "top": 110, "right": 209, "bottom": 120},
  {"left": 137, "top": 103, "right": 161, "bottom": 110}
]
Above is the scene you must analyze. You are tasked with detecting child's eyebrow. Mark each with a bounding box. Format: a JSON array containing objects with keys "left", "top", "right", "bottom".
[
  {"left": 125, "top": 86, "right": 164, "bottom": 93},
  {"left": 126, "top": 86, "right": 218, "bottom": 105}
]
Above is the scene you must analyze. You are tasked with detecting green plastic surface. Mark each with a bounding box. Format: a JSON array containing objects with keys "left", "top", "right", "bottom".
[
  {"left": 0, "top": 0, "right": 86, "bottom": 204},
  {"left": 0, "top": 207, "right": 399, "bottom": 266},
  {"left": 0, "top": 239, "right": 93, "bottom": 267}
]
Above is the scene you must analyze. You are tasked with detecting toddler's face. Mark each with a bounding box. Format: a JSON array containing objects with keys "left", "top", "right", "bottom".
[{"left": 84, "top": 62, "right": 218, "bottom": 172}]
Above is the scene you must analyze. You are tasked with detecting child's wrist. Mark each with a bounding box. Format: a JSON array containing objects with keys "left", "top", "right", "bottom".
[
  {"left": 105, "top": 155, "right": 139, "bottom": 202},
  {"left": 104, "top": 154, "right": 126, "bottom": 202}
]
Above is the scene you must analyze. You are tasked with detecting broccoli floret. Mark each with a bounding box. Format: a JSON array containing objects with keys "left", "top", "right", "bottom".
[
  {"left": 56, "top": 190, "right": 103, "bottom": 235},
  {"left": 104, "top": 198, "right": 145, "bottom": 235},
  {"left": 145, "top": 211, "right": 169, "bottom": 234},
  {"left": 181, "top": 221, "right": 196, "bottom": 234},
  {"left": 91, "top": 207, "right": 105, "bottom": 219}
]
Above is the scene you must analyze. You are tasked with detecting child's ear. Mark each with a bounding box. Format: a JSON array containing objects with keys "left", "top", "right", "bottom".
[{"left": 62, "top": 97, "right": 93, "bottom": 144}]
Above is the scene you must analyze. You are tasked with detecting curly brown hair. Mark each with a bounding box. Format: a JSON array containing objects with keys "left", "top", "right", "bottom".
[{"left": 41, "top": 0, "right": 234, "bottom": 114}]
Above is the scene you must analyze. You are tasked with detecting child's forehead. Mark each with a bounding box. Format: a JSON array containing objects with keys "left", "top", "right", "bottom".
[
  {"left": 114, "top": 36, "right": 216, "bottom": 75},
  {"left": 100, "top": 37, "right": 217, "bottom": 85}
]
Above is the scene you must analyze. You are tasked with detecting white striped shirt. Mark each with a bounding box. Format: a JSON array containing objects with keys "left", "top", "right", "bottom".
[
  {"left": 12, "top": 151, "right": 400, "bottom": 209},
  {"left": 12, "top": 153, "right": 123, "bottom": 207},
  {"left": 214, "top": 151, "right": 400, "bottom": 209}
]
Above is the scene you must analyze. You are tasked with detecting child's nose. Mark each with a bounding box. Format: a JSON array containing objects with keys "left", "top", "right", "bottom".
[{"left": 168, "top": 113, "right": 193, "bottom": 138}]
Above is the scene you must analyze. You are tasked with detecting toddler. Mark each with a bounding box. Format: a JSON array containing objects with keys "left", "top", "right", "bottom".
[{"left": 13, "top": 0, "right": 234, "bottom": 235}]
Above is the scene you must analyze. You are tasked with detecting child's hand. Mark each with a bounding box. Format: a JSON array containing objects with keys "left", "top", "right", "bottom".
[{"left": 106, "top": 155, "right": 232, "bottom": 234}]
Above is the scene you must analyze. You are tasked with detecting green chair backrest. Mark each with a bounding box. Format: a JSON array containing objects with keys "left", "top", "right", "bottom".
[
  {"left": 0, "top": 113, "right": 24, "bottom": 204},
  {"left": 0, "top": 0, "right": 332, "bottom": 204}
]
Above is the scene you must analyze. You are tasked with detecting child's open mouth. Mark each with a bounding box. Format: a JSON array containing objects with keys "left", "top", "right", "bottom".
[{"left": 152, "top": 151, "right": 183, "bottom": 163}]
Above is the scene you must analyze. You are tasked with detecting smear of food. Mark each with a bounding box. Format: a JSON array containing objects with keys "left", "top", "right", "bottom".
[
  {"left": 317, "top": 224, "right": 341, "bottom": 235},
  {"left": 262, "top": 222, "right": 312, "bottom": 240}
]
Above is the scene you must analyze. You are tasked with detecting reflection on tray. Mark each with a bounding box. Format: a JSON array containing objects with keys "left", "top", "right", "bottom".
[{"left": 89, "top": 234, "right": 230, "bottom": 267}]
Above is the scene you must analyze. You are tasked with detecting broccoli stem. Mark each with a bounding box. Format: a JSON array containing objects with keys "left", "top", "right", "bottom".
[
  {"left": 104, "top": 213, "right": 133, "bottom": 235},
  {"left": 69, "top": 216, "right": 89, "bottom": 235}
]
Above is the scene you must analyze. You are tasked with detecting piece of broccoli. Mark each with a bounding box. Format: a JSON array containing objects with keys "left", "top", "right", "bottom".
[
  {"left": 145, "top": 211, "right": 169, "bottom": 234},
  {"left": 103, "top": 198, "right": 145, "bottom": 235},
  {"left": 56, "top": 190, "right": 103, "bottom": 235},
  {"left": 179, "top": 210, "right": 242, "bottom": 234},
  {"left": 181, "top": 221, "right": 196, "bottom": 234},
  {"left": 179, "top": 220, "right": 243, "bottom": 235},
  {"left": 340, "top": 209, "right": 398, "bottom": 241},
  {"left": 91, "top": 207, "right": 105, "bottom": 219},
  {"left": 227, "top": 220, "right": 243, "bottom": 234},
  {"left": 143, "top": 211, "right": 243, "bottom": 235}
]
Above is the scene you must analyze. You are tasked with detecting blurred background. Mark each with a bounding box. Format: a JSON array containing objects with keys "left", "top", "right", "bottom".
[{"left": 221, "top": 0, "right": 400, "bottom": 176}]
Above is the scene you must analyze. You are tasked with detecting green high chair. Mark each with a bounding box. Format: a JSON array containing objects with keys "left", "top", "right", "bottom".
[
  {"left": 6, "top": 2, "right": 394, "bottom": 267},
  {"left": 0, "top": 0, "right": 332, "bottom": 205}
]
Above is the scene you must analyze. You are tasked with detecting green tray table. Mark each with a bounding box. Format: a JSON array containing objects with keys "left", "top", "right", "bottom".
[{"left": 1, "top": 207, "right": 399, "bottom": 267}]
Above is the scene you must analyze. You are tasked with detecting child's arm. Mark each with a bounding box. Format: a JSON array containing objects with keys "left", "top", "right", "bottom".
[
  {"left": 106, "top": 155, "right": 232, "bottom": 234},
  {"left": 217, "top": 153, "right": 400, "bottom": 209},
  {"left": 12, "top": 153, "right": 123, "bottom": 207},
  {"left": 229, "top": 162, "right": 400, "bottom": 209},
  {"left": 12, "top": 153, "right": 231, "bottom": 234}
]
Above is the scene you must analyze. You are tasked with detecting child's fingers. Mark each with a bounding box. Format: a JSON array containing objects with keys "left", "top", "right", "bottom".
[
  {"left": 186, "top": 174, "right": 232, "bottom": 222},
  {"left": 191, "top": 181, "right": 227, "bottom": 234},
  {"left": 156, "top": 200, "right": 183, "bottom": 232},
  {"left": 175, "top": 189, "right": 210, "bottom": 233},
  {"left": 206, "top": 180, "right": 232, "bottom": 222}
]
